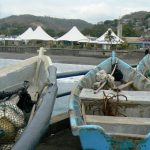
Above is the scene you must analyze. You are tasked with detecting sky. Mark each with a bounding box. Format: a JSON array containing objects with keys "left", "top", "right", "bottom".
[{"left": 0, "top": 0, "right": 150, "bottom": 23}]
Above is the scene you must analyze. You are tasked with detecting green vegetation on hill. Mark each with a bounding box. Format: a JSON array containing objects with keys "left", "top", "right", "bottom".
[
  {"left": 0, "top": 11, "right": 150, "bottom": 38},
  {"left": 0, "top": 14, "right": 92, "bottom": 36},
  {"left": 82, "top": 20, "right": 118, "bottom": 37},
  {"left": 83, "top": 11, "right": 150, "bottom": 37}
]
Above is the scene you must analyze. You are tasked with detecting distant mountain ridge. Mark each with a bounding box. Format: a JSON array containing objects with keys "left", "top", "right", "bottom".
[
  {"left": 0, "top": 11, "right": 150, "bottom": 37},
  {"left": 122, "top": 11, "right": 150, "bottom": 20},
  {"left": 0, "top": 14, "right": 93, "bottom": 36},
  {"left": 82, "top": 11, "right": 150, "bottom": 37}
]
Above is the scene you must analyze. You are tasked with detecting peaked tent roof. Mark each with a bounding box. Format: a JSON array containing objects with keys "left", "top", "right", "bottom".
[
  {"left": 29, "top": 26, "right": 55, "bottom": 41},
  {"left": 18, "top": 27, "right": 34, "bottom": 40},
  {"left": 96, "top": 28, "right": 124, "bottom": 44},
  {"left": 18, "top": 26, "right": 55, "bottom": 41},
  {"left": 57, "top": 26, "right": 89, "bottom": 42}
]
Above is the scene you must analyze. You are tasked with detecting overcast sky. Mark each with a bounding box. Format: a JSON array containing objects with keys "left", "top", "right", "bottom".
[{"left": 0, "top": 0, "right": 150, "bottom": 23}]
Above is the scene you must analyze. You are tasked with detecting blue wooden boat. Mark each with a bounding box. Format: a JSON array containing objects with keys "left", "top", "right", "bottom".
[
  {"left": 137, "top": 54, "right": 150, "bottom": 78},
  {"left": 69, "top": 51, "right": 150, "bottom": 150},
  {"left": 0, "top": 48, "right": 57, "bottom": 150}
]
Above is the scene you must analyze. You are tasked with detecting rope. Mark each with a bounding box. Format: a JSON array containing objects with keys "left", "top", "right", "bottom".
[
  {"left": 94, "top": 70, "right": 116, "bottom": 93},
  {"left": 102, "top": 90, "right": 127, "bottom": 116}
]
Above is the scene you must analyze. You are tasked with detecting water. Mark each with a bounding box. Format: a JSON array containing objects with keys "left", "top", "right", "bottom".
[{"left": 0, "top": 59, "right": 95, "bottom": 117}]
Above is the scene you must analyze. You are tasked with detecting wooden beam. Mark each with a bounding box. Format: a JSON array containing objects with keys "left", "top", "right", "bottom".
[
  {"left": 80, "top": 88, "right": 150, "bottom": 105},
  {"left": 85, "top": 115, "right": 150, "bottom": 126}
]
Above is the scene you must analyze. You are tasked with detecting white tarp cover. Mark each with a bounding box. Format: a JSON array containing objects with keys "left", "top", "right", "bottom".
[
  {"left": 19, "top": 26, "right": 55, "bottom": 41},
  {"left": 96, "top": 28, "right": 124, "bottom": 44},
  {"left": 18, "top": 27, "right": 34, "bottom": 40},
  {"left": 0, "top": 37, "right": 21, "bottom": 41},
  {"left": 57, "top": 26, "right": 89, "bottom": 42}
]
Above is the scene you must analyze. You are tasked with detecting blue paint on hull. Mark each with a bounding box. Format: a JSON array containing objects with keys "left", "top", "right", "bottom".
[
  {"left": 79, "top": 125, "right": 150, "bottom": 150},
  {"left": 69, "top": 52, "right": 150, "bottom": 150}
]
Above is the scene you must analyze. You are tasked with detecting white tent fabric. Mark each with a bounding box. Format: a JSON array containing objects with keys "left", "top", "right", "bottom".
[
  {"left": 96, "top": 28, "right": 124, "bottom": 44},
  {"left": 18, "top": 27, "right": 34, "bottom": 40},
  {"left": 78, "top": 39, "right": 97, "bottom": 43},
  {"left": 57, "top": 26, "right": 89, "bottom": 42},
  {"left": 18, "top": 26, "right": 55, "bottom": 41},
  {"left": 4, "top": 37, "right": 21, "bottom": 41},
  {"left": 0, "top": 37, "right": 21, "bottom": 41},
  {"left": 28, "top": 26, "right": 55, "bottom": 41}
]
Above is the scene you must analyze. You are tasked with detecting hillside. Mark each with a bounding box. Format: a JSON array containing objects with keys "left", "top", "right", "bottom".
[
  {"left": 82, "top": 11, "right": 150, "bottom": 37},
  {"left": 0, "top": 11, "right": 150, "bottom": 38},
  {"left": 122, "top": 11, "right": 150, "bottom": 20},
  {"left": 0, "top": 14, "right": 93, "bottom": 36}
]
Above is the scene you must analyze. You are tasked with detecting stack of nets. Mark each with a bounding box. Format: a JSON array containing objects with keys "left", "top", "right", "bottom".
[
  {"left": 0, "top": 101, "right": 25, "bottom": 149},
  {"left": 93, "top": 70, "right": 115, "bottom": 90}
]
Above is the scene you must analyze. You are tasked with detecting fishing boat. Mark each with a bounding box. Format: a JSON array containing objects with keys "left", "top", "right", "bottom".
[
  {"left": 137, "top": 54, "right": 150, "bottom": 79},
  {"left": 0, "top": 47, "right": 57, "bottom": 150},
  {"left": 69, "top": 51, "right": 150, "bottom": 150}
]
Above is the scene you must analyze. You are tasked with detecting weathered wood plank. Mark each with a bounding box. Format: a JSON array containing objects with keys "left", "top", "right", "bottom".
[
  {"left": 85, "top": 115, "right": 150, "bottom": 126},
  {"left": 117, "top": 81, "right": 134, "bottom": 90},
  {"left": 80, "top": 88, "right": 150, "bottom": 104}
]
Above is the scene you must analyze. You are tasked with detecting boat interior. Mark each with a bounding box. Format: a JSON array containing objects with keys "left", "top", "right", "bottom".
[
  {"left": 0, "top": 55, "right": 51, "bottom": 145},
  {"left": 77, "top": 59, "right": 150, "bottom": 139},
  {"left": 0, "top": 55, "right": 50, "bottom": 102}
]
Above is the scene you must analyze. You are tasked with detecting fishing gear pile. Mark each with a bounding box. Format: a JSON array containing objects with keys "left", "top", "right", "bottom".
[
  {"left": 92, "top": 70, "right": 115, "bottom": 90},
  {"left": 0, "top": 81, "right": 33, "bottom": 149}
]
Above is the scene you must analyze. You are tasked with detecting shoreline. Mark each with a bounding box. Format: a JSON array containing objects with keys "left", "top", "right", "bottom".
[{"left": 0, "top": 52, "right": 145, "bottom": 65}]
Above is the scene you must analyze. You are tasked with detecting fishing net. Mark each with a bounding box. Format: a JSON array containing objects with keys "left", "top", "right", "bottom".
[
  {"left": 0, "top": 144, "right": 14, "bottom": 150},
  {"left": 93, "top": 70, "right": 115, "bottom": 90},
  {"left": 0, "top": 101, "right": 25, "bottom": 148}
]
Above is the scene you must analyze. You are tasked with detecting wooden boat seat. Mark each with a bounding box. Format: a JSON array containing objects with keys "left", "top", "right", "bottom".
[
  {"left": 85, "top": 115, "right": 150, "bottom": 138},
  {"left": 85, "top": 115, "right": 150, "bottom": 126},
  {"left": 80, "top": 88, "right": 150, "bottom": 105}
]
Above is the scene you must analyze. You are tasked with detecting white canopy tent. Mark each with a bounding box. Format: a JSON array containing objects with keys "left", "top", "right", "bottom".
[
  {"left": 29, "top": 26, "right": 55, "bottom": 41},
  {"left": 18, "top": 27, "right": 34, "bottom": 40},
  {"left": 18, "top": 26, "right": 55, "bottom": 41},
  {"left": 96, "top": 28, "right": 124, "bottom": 44},
  {"left": 57, "top": 26, "right": 89, "bottom": 42},
  {"left": 3, "top": 37, "right": 22, "bottom": 41}
]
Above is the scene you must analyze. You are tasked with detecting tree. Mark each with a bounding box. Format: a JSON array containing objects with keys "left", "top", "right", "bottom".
[
  {"left": 122, "top": 24, "right": 140, "bottom": 37},
  {"left": 104, "top": 29, "right": 116, "bottom": 50},
  {"left": 45, "top": 29, "right": 56, "bottom": 37}
]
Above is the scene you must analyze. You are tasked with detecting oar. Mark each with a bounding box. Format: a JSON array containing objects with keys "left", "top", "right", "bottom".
[
  {"left": 27, "top": 105, "right": 36, "bottom": 125},
  {"left": 56, "top": 91, "right": 71, "bottom": 98},
  {"left": 94, "top": 81, "right": 107, "bottom": 94},
  {"left": 27, "top": 84, "right": 48, "bottom": 126},
  {"left": 57, "top": 69, "right": 90, "bottom": 79},
  {"left": 27, "top": 92, "right": 39, "bottom": 125},
  {"left": 117, "top": 81, "right": 134, "bottom": 90}
]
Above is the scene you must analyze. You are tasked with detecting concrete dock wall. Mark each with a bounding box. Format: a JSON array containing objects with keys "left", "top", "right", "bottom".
[{"left": 0, "top": 46, "right": 144, "bottom": 58}]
